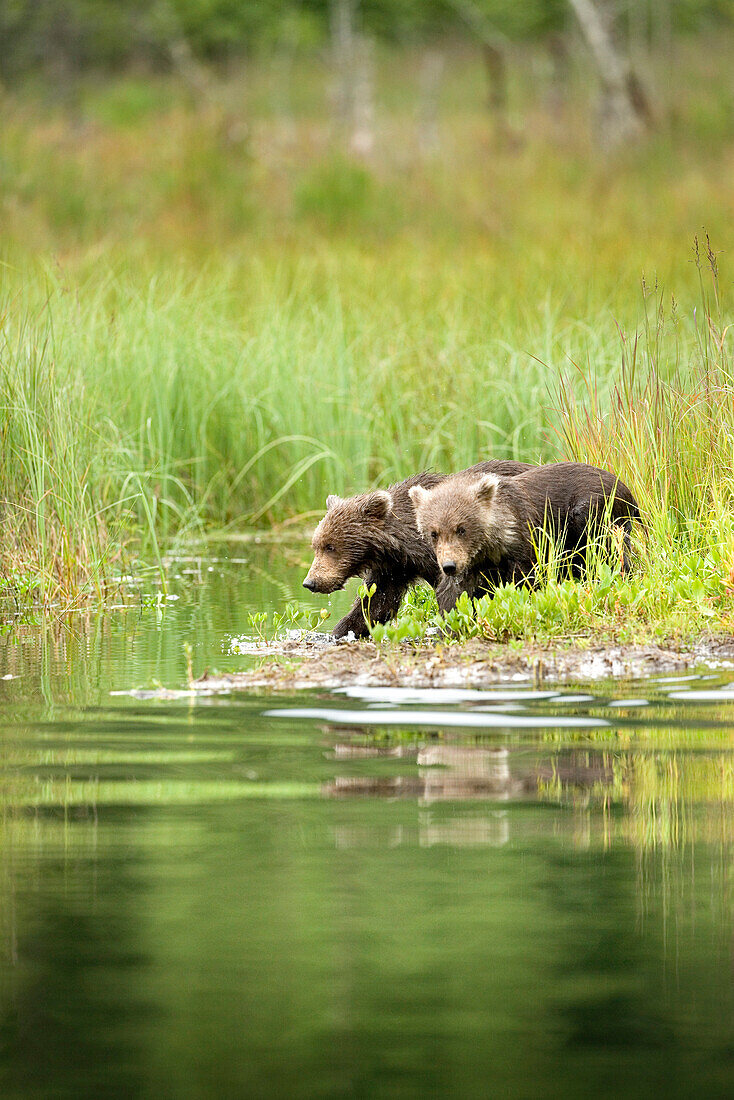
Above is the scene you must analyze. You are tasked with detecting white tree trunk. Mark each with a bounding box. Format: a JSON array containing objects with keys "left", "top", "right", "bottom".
[
  {"left": 568, "top": 0, "right": 649, "bottom": 148},
  {"left": 330, "top": 0, "right": 354, "bottom": 130},
  {"left": 330, "top": 0, "right": 374, "bottom": 156},
  {"left": 350, "top": 33, "right": 375, "bottom": 157},
  {"left": 417, "top": 50, "right": 444, "bottom": 156}
]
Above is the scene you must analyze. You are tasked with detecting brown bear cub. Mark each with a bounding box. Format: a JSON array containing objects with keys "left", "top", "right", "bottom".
[
  {"left": 409, "top": 462, "right": 639, "bottom": 613},
  {"left": 303, "top": 461, "right": 533, "bottom": 639}
]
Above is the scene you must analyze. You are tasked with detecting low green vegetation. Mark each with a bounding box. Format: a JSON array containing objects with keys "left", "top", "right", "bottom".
[
  {"left": 363, "top": 542, "right": 731, "bottom": 646},
  {"left": 243, "top": 604, "right": 331, "bottom": 644}
]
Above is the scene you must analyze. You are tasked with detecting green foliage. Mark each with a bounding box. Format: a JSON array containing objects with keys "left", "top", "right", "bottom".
[
  {"left": 556, "top": 237, "right": 734, "bottom": 541},
  {"left": 358, "top": 582, "right": 378, "bottom": 632},
  {"left": 451, "top": 0, "right": 567, "bottom": 40},
  {"left": 86, "top": 79, "right": 176, "bottom": 127},
  {"left": 0, "top": 0, "right": 291, "bottom": 76},
  {"left": 358, "top": 535, "right": 731, "bottom": 648},
  {"left": 1, "top": 0, "right": 731, "bottom": 80},
  {"left": 295, "top": 158, "right": 404, "bottom": 233},
  {"left": 368, "top": 584, "right": 437, "bottom": 643}
]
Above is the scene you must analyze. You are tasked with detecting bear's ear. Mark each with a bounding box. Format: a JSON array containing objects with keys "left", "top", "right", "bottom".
[
  {"left": 361, "top": 490, "right": 392, "bottom": 521},
  {"left": 408, "top": 485, "right": 429, "bottom": 511},
  {"left": 475, "top": 474, "right": 499, "bottom": 505},
  {"left": 326, "top": 494, "right": 343, "bottom": 511}
]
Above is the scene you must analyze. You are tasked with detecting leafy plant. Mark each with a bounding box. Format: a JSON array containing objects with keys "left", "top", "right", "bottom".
[{"left": 244, "top": 603, "right": 329, "bottom": 643}]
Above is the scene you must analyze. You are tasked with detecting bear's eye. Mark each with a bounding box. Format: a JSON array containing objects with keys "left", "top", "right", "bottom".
[
  {"left": 430, "top": 531, "right": 438, "bottom": 542},
  {"left": 456, "top": 526, "right": 466, "bottom": 536},
  {"left": 324, "top": 543, "right": 335, "bottom": 553}
]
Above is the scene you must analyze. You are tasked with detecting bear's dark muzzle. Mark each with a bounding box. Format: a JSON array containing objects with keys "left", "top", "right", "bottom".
[
  {"left": 303, "top": 575, "right": 343, "bottom": 594},
  {"left": 442, "top": 561, "right": 457, "bottom": 575}
]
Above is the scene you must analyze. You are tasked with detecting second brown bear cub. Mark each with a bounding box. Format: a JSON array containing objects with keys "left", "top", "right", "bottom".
[{"left": 409, "top": 462, "right": 639, "bottom": 613}]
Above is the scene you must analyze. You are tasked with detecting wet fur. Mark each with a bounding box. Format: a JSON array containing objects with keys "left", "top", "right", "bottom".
[
  {"left": 304, "top": 461, "right": 533, "bottom": 639},
  {"left": 410, "top": 462, "right": 640, "bottom": 614}
]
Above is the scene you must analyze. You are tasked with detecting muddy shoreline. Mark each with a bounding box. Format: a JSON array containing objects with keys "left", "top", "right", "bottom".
[{"left": 198, "top": 634, "right": 734, "bottom": 693}]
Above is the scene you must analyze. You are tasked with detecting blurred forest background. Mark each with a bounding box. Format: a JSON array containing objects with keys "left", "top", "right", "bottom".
[{"left": 1, "top": 1, "right": 733, "bottom": 592}]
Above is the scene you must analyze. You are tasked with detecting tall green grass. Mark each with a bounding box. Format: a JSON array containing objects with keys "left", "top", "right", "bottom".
[
  {"left": 557, "top": 237, "right": 734, "bottom": 549},
  {"left": 0, "top": 309, "right": 117, "bottom": 599},
  {"left": 2, "top": 243, "right": 732, "bottom": 624},
  {"left": 0, "top": 254, "right": 692, "bottom": 530}
]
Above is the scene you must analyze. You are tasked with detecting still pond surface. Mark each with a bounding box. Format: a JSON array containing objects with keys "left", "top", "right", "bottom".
[{"left": 0, "top": 548, "right": 733, "bottom": 1098}]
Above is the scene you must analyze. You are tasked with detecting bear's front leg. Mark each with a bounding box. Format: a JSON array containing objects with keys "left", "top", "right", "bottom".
[
  {"left": 435, "top": 575, "right": 464, "bottom": 614},
  {"left": 332, "top": 601, "right": 371, "bottom": 640},
  {"left": 332, "top": 574, "right": 409, "bottom": 640}
]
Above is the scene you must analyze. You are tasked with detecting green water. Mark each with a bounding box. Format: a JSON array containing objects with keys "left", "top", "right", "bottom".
[{"left": 0, "top": 551, "right": 733, "bottom": 1099}]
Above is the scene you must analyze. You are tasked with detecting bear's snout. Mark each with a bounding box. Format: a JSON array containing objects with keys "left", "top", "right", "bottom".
[
  {"left": 442, "top": 560, "right": 457, "bottom": 576},
  {"left": 302, "top": 566, "right": 343, "bottom": 594}
]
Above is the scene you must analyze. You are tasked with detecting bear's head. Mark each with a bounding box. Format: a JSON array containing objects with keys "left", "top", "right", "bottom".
[
  {"left": 303, "top": 490, "right": 393, "bottom": 593},
  {"left": 409, "top": 474, "right": 501, "bottom": 578}
]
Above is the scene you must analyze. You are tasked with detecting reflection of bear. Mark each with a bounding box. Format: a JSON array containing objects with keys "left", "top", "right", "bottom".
[
  {"left": 324, "top": 742, "right": 616, "bottom": 822},
  {"left": 409, "top": 461, "right": 639, "bottom": 613},
  {"left": 303, "top": 461, "right": 533, "bottom": 639}
]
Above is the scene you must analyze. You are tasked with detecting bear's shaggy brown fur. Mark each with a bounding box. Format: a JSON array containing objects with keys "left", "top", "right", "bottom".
[
  {"left": 304, "top": 461, "right": 533, "bottom": 638},
  {"left": 409, "top": 462, "right": 639, "bottom": 613}
]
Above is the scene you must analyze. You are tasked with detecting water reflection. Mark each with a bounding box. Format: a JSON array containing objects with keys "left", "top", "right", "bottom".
[
  {"left": 1, "top": 567, "right": 734, "bottom": 1096},
  {"left": 289, "top": 676, "right": 734, "bottom": 858},
  {"left": 327, "top": 743, "right": 563, "bottom": 802},
  {"left": 269, "top": 705, "right": 608, "bottom": 729},
  {"left": 325, "top": 739, "right": 611, "bottom": 851}
]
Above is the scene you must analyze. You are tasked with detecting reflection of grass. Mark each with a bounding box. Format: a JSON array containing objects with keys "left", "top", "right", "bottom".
[
  {"left": 324, "top": 725, "right": 734, "bottom": 851},
  {"left": 538, "top": 746, "right": 734, "bottom": 849},
  {"left": 1, "top": 42, "right": 734, "bottom": 609},
  {"left": 1, "top": 778, "right": 320, "bottom": 809},
  {"left": 1, "top": 718, "right": 733, "bottom": 851}
]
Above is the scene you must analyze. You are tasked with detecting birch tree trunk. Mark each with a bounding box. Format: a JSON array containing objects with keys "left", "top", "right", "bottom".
[
  {"left": 568, "top": 0, "right": 652, "bottom": 148},
  {"left": 330, "top": 0, "right": 354, "bottom": 132},
  {"left": 330, "top": 0, "right": 374, "bottom": 157},
  {"left": 350, "top": 33, "right": 375, "bottom": 157},
  {"left": 417, "top": 50, "right": 444, "bottom": 156}
]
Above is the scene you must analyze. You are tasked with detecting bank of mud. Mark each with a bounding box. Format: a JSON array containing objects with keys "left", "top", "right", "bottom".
[{"left": 197, "top": 634, "right": 734, "bottom": 693}]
